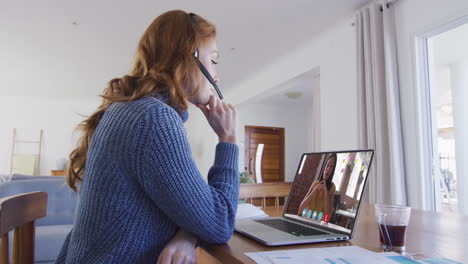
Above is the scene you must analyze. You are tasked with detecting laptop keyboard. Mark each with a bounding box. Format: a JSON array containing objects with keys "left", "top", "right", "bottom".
[{"left": 255, "top": 218, "right": 328, "bottom": 237}]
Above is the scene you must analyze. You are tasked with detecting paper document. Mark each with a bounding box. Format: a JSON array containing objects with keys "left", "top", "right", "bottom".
[
  {"left": 245, "top": 246, "right": 419, "bottom": 264},
  {"left": 419, "top": 257, "right": 463, "bottom": 264},
  {"left": 236, "top": 203, "right": 269, "bottom": 220}
]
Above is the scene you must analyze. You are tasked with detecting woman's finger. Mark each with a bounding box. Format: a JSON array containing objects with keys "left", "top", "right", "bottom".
[
  {"left": 231, "top": 104, "right": 237, "bottom": 119},
  {"left": 183, "top": 254, "right": 195, "bottom": 264},
  {"left": 182, "top": 256, "right": 192, "bottom": 264},
  {"left": 222, "top": 102, "right": 230, "bottom": 112},
  {"left": 189, "top": 256, "right": 196, "bottom": 264},
  {"left": 172, "top": 253, "right": 184, "bottom": 264},
  {"left": 213, "top": 95, "right": 221, "bottom": 110},
  {"left": 209, "top": 94, "right": 216, "bottom": 111},
  {"left": 156, "top": 250, "right": 171, "bottom": 264},
  {"left": 215, "top": 97, "right": 223, "bottom": 111}
]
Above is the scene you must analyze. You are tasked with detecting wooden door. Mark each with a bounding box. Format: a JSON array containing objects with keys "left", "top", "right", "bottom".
[{"left": 245, "top": 126, "right": 285, "bottom": 183}]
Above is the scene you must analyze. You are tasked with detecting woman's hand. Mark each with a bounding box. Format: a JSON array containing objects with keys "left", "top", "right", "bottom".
[
  {"left": 197, "top": 95, "right": 237, "bottom": 144},
  {"left": 318, "top": 181, "right": 326, "bottom": 192},
  {"left": 156, "top": 230, "right": 198, "bottom": 264},
  {"left": 318, "top": 181, "right": 328, "bottom": 197}
]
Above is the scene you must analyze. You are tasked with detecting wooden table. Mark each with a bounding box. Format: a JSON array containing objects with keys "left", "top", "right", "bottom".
[
  {"left": 50, "top": 170, "right": 65, "bottom": 176},
  {"left": 200, "top": 204, "right": 468, "bottom": 263}
]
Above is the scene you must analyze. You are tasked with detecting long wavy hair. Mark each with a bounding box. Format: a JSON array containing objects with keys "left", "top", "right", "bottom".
[
  {"left": 318, "top": 153, "right": 337, "bottom": 191},
  {"left": 66, "top": 10, "right": 216, "bottom": 192}
]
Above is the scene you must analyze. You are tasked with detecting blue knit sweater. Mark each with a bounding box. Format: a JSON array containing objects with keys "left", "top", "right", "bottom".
[{"left": 56, "top": 96, "right": 239, "bottom": 263}]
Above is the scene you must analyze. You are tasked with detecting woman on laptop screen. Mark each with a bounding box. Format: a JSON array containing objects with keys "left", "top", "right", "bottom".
[{"left": 297, "top": 153, "right": 337, "bottom": 218}]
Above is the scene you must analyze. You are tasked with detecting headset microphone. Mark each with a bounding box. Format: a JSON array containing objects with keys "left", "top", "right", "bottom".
[{"left": 193, "top": 50, "right": 223, "bottom": 100}]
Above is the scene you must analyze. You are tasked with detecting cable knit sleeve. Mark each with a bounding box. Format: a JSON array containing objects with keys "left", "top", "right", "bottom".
[{"left": 134, "top": 104, "right": 239, "bottom": 244}]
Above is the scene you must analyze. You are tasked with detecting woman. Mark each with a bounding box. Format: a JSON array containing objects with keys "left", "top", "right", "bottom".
[
  {"left": 56, "top": 10, "right": 239, "bottom": 264},
  {"left": 297, "top": 153, "right": 337, "bottom": 217}
]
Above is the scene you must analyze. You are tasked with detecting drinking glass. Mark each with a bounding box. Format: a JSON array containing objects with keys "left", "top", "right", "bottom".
[{"left": 374, "top": 204, "right": 411, "bottom": 252}]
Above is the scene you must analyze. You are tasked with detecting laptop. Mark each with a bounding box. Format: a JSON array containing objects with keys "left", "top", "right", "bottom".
[{"left": 235, "top": 149, "right": 374, "bottom": 246}]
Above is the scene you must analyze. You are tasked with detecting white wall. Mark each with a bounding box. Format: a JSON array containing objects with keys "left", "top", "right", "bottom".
[
  {"left": 0, "top": 96, "right": 100, "bottom": 175},
  {"left": 226, "top": 19, "right": 359, "bottom": 152},
  {"left": 393, "top": 0, "right": 468, "bottom": 210},
  {"left": 0, "top": 2, "right": 136, "bottom": 98},
  {"left": 184, "top": 105, "right": 218, "bottom": 179},
  {"left": 236, "top": 103, "right": 312, "bottom": 182}
]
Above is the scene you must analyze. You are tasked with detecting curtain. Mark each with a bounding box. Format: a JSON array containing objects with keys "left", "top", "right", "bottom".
[{"left": 356, "top": 1, "right": 407, "bottom": 205}]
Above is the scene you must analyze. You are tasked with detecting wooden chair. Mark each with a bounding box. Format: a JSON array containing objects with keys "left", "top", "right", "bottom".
[
  {"left": 0, "top": 192, "right": 47, "bottom": 264},
  {"left": 239, "top": 182, "right": 292, "bottom": 208}
]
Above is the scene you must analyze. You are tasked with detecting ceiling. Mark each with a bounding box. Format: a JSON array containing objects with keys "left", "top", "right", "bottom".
[
  {"left": 243, "top": 69, "right": 319, "bottom": 107},
  {"left": 0, "top": 0, "right": 368, "bottom": 98}
]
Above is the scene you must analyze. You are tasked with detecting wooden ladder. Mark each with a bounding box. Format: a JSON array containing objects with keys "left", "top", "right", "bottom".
[{"left": 9, "top": 128, "right": 43, "bottom": 175}]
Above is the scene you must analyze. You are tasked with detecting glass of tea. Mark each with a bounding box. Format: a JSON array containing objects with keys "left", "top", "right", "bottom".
[{"left": 374, "top": 204, "right": 411, "bottom": 252}]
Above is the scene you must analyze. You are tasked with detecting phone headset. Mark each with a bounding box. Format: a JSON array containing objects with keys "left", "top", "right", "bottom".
[{"left": 189, "top": 13, "right": 224, "bottom": 100}]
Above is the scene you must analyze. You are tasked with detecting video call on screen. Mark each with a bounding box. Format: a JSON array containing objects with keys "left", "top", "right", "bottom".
[{"left": 284, "top": 151, "right": 373, "bottom": 232}]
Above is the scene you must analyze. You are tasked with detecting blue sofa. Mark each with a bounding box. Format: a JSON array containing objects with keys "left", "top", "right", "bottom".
[{"left": 0, "top": 175, "right": 77, "bottom": 263}]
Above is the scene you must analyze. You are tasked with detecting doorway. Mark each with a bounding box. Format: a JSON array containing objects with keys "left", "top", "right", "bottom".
[
  {"left": 244, "top": 126, "right": 285, "bottom": 183},
  {"left": 418, "top": 18, "right": 468, "bottom": 213}
]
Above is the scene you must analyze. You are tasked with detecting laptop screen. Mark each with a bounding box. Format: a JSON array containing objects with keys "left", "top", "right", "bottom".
[{"left": 283, "top": 150, "right": 374, "bottom": 234}]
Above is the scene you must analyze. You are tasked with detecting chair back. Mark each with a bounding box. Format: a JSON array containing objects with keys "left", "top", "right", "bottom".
[
  {"left": 0, "top": 179, "right": 76, "bottom": 226},
  {"left": 0, "top": 192, "right": 47, "bottom": 264},
  {"left": 239, "top": 182, "right": 292, "bottom": 208}
]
